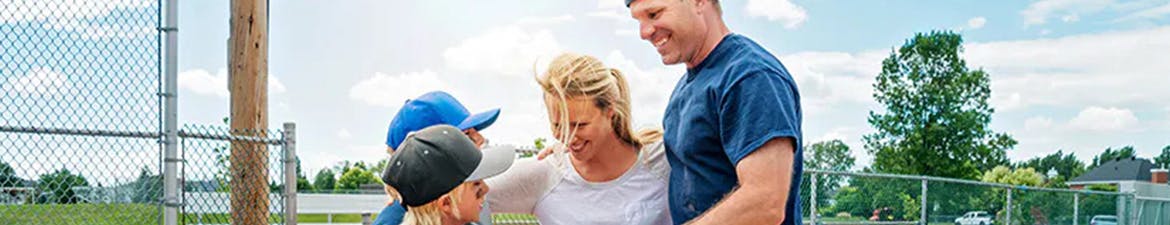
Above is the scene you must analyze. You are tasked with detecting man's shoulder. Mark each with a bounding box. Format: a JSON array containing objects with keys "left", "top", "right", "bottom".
[{"left": 715, "top": 35, "right": 790, "bottom": 84}]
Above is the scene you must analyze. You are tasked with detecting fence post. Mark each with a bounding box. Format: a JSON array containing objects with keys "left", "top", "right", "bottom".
[
  {"left": 283, "top": 122, "right": 297, "bottom": 225},
  {"left": 1073, "top": 193, "right": 1078, "bottom": 225},
  {"left": 810, "top": 173, "right": 818, "bottom": 225},
  {"left": 921, "top": 179, "right": 927, "bottom": 225},
  {"left": 161, "top": 0, "right": 180, "bottom": 224},
  {"left": 1006, "top": 188, "right": 1012, "bottom": 225},
  {"left": 1129, "top": 194, "right": 1138, "bottom": 225}
]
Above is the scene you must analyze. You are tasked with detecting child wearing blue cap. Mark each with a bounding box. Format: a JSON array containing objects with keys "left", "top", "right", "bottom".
[{"left": 374, "top": 91, "right": 501, "bottom": 225}]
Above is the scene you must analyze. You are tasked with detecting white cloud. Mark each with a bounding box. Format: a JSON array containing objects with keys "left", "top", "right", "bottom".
[
  {"left": 515, "top": 14, "right": 576, "bottom": 27},
  {"left": 598, "top": 0, "right": 626, "bottom": 9},
  {"left": 968, "top": 17, "right": 987, "bottom": 29},
  {"left": 588, "top": 10, "right": 628, "bottom": 22},
  {"left": 588, "top": 9, "right": 639, "bottom": 37},
  {"left": 745, "top": 0, "right": 809, "bottom": 29},
  {"left": 616, "top": 28, "right": 640, "bottom": 37},
  {"left": 1068, "top": 106, "right": 1139, "bottom": 132},
  {"left": 1021, "top": 0, "right": 1114, "bottom": 26},
  {"left": 443, "top": 26, "right": 564, "bottom": 78},
  {"left": 337, "top": 129, "right": 353, "bottom": 139},
  {"left": 967, "top": 26, "right": 1170, "bottom": 110},
  {"left": 0, "top": 0, "right": 151, "bottom": 23},
  {"left": 1, "top": 68, "right": 72, "bottom": 95},
  {"left": 993, "top": 92, "right": 1024, "bottom": 111},
  {"left": 1115, "top": 2, "right": 1170, "bottom": 22},
  {"left": 178, "top": 68, "right": 288, "bottom": 98},
  {"left": 178, "top": 69, "right": 228, "bottom": 97},
  {"left": 1024, "top": 116, "right": 1055, "bottom": 131},
  {"left": 348, "top": 70, "right": 453, "bottom": 107},
  {"left": 776, "top": 50, "right": 885, "bottom": 114},
  {"left": 2, "top": 0, "right": 154, "bottom": 39},
  {"left": 602, "top": 50, "right": 685, "bottom": 126}
]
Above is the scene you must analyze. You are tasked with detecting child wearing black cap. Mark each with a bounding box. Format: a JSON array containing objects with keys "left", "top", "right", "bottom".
[{"left": 382, "top": 125, "right": 515, "bottom": 225}]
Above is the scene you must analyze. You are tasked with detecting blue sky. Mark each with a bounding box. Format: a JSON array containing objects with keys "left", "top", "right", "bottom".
[{"left": 4, "top": 0, "right": 1170, "bottom": 181}]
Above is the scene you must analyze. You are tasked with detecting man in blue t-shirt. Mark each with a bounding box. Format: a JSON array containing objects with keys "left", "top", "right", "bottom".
[
  {"left": 626, "top": 0, "right": 804, "bottom": 224},
  {"left": 373, "top": 91, "right": 500, "bottom": 225}
]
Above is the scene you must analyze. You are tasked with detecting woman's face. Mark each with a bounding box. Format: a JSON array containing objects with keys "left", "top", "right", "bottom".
[{"left": 544, "top": 95, "right": 617, "bottom": 162}]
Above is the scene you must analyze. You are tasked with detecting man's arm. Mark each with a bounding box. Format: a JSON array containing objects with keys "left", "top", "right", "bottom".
[{"left": 687, "top": 137, "right": 796, "bottom": 225}]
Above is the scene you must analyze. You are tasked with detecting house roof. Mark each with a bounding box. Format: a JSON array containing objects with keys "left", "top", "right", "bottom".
[{"left": 1069, "top": 157, "right": 1154, "bottom": 184}]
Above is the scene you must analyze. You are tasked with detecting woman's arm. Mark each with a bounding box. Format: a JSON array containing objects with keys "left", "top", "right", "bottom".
[{"left": 484, "top": 157, "right": 558, "bottom": 214}]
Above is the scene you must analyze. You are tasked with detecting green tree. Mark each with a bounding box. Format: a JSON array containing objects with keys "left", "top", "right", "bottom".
[
  {"left": 131, "top": 167, "right": 162, "bottom": 203},
  {"left": 1014, "top": 150, "right": 1086, "bottom": 183},
  {"left": 829, "top": 174, "right": 917, "bottom": 221},
  {"left": 1089, "top": 146, "right": 1137, "bottom": 170},
  {"left": 522, "top": 138, "right": 547, "bottom": 158},
  {"left": 864, "top": 31, "right": 1014, "bottom": 180},
  {"left": 982, "top": 166, "right": 1055, "bottom": 225},
  {"left": 0, "top": 161, "right": 21, "bottom": 187},
  {"left": 294, "top": 158, "right": 312, "bottom": 192},
  {"left": 981, "top": 166, "right": 1043, "bottom": 186},
  {"left": 799, "top": 140, "right": 855, "bottom": 215},
  {"left": 1154, "top": 145, "right": 1170, "bottom": 169},
  {"left": 336, "top": 167, "right": 378, "bottom": 191},
  {"left": 313, "top": 168, "right": 336, "bottom": 192},
  {"left": 36, "top": 168, "right": 90, "bottom": 204}
]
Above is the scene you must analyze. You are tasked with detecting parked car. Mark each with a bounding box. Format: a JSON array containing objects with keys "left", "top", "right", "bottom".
[
  {"left": 954, "top": 211, "right": 994, "bottom": 225},
  {"left": 1089, "top": 215, "right": 1118, "bottom": 225}
]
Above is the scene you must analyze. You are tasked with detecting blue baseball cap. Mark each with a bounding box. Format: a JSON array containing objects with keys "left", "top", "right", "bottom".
[{"left": 385, "top": 91, "right": 501, "bottom": 149}]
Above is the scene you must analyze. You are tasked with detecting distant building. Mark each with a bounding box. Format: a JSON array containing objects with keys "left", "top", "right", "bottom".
[{"left": 1068, "top": 157, "right": 1169, "bottom": 225}]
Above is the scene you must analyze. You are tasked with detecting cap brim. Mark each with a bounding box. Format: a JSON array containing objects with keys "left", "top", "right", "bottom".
[
  {"left": 464, "top": 144, "right": 516, "bottom": 181},
  {"left": 457, "top": 108, "right": 500, "bottom": 131}
]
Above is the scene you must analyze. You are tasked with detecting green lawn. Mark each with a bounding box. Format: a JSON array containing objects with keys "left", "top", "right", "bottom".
[
  {"left": 0, "top": 204, "right": 539, "bottom": 224},
  {"left": 0, "top": 203, "right": 159, "bottom": 225}
]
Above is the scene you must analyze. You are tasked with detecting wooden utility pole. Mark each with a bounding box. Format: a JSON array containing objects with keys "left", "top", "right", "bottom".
[{"left": 229, "top": 0, "right": 267, "bottom": 224}]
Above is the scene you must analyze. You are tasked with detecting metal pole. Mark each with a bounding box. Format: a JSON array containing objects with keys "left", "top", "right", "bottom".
[
  {"left": 1006, "top": 188, "right": 1013, "bottom": 225},
  {"left": 921, "top": 180, "right": 927, "bottom": 225},
  {"left": 161, "top": 0, "right": 179, "bottom": 224},
  {"left": 810, "top": 173, "right": 818, "bottom": 225},
  {"left": 284, "top": 123, "right": 297, "bottom": 225},
  {"left": 1130, "top": 194, "right": 1138, "bottom": 225},
  {"left": 1074, "top": 193, "right": 1079, "bottom": 225}
]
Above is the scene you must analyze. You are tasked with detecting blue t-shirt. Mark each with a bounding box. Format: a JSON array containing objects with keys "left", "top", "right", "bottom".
[
  {"left": 662, "top": 33, "right": 804, "bottom": 225},
  {"left": 372, "top": 201, "right": 406, "bottom": 225}
]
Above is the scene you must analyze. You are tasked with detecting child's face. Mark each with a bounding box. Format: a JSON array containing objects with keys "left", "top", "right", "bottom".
[{"left": 452, "top": 180, "right": 489, "bottom": 222}]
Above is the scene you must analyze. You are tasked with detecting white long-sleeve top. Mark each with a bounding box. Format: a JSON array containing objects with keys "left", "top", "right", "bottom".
[{"left": 486, "top": 141, "right": 672, "bottom": 225}]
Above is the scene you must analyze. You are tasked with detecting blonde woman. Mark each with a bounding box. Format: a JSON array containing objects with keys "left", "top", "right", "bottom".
[{"left": 485, "top": 53, "right": 671, "bottom": 225}]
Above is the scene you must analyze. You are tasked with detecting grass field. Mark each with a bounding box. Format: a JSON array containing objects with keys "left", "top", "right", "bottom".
[
  {"left": 0, "top": 203, "right": 159, "bottom": 225},
  {"left": 0, "top": 203, "right": 540, "bottom": 224}
]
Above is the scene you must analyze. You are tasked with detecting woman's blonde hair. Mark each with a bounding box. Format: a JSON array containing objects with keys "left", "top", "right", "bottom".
[
  {"left": 536, "top": 52, "right": 662, "bottom": 149},
  {"left": 401, "top": 182, "right": 473, "bottom": 225}
]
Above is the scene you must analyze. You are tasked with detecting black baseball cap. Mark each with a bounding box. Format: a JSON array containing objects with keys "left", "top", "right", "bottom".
[{"left": 381, "top": 124, "right": 516, "bottom": 207}]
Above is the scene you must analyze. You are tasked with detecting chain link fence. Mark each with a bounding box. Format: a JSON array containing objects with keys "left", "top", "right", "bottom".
[
  {"left": 1, "top": 0, "right": 296, "bottom": 224},
  {"left": 799, "top": 169, "right": 1160, "bottom": 225},
  {"left": 1, "top": 0, "right": 164, "bottom": 224},
  {"left": 179, "top": 125, "right": 293, "bottom": 225}
]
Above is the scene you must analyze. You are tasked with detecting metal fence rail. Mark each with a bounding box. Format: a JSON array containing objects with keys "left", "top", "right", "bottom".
[
  {"left": 1, "top": 0, "right": 166, "bottom": 224},
  {"left": 1, "top": 0, "right": 297, "bottom": 224},
  {"left": 800, "top": 169, "right": 1168, "bottom": 225},
  {"left": 178, "top": 124, "right": 292, "bottom": 225}
]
